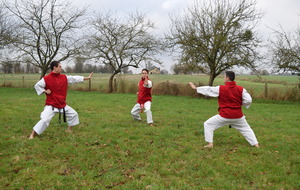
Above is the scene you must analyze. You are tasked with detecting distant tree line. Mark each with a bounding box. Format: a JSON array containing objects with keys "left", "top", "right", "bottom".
[
  {"left": 0, "top": 60, "right": 39, "bottom": 73},
  {"left": 64, "top": 60, "right": 132, "bottom": 74}
]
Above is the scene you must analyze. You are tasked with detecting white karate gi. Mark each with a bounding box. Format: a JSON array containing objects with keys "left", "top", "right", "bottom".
[
  {"left": 197, "top": 86, "right": 259, "bottom": 146},
  {"left": 131, "top": 80, "right": 153, "bottom": 124},
  {"left": 33, "top": 76, "right": 84, "bottom": 135}
]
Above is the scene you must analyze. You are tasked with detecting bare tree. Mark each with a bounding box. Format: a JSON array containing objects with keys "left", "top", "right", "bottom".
[
  {"left": 74, "top": 56, "right": 85, "bottom": 73},
  {"left": 23, "top": 56, "right": 36, "bottom": 73},
  {"left": 167, "top": 0, "right": 263, "bottom": 85},
  {"left": 87, "top": 11, "right": 162, "bottom": 93},
  {"left": 1, "top": 59, "right": 13, "bottom": 73},
  {"left": 0, "top": 3, "right": 15, "bottom": 47},
  {"left": 271, "top": 26, "right": 300, "bottom": 74},
  {"left": 0, "top": 5, "right": 9, "bottom": 47},
  {"left": 172, "top": 63, "right": 201, "bottom": 75},
  {"left": 0, "top": 3, "right": 18, "bottom": 70},
  {"left": 4, "top": 0, "right": 87, "bottom": 78}
]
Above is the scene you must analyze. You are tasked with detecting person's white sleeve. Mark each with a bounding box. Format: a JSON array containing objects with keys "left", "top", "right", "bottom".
[
  {"left": 34, "top": 78, "right": 46, "bottom": 95},
  {"left": 196, "top": 86, "right": 220, "bottom": 97},
  {"left": 67, "top": 75, "right": 84, "bottom": 84},
  {"left": 144, "top": 80, "right": 152, "bottom": 88},
  {"left": 242, "top": 88, "right": 252, "bottom": 109}
]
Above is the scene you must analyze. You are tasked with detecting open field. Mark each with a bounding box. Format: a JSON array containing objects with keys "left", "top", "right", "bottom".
[
  {"left": 0, "top": 87, "right": 299, "bottom": 189},
  {"left": 1, "top": 73, "right": 299, "bottom": 101}
]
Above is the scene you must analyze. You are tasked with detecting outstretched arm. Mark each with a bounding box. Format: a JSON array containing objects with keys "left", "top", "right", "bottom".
[
  {"left": 189, "top": 82, "right": 219, "bottom": 97},
  {"left": 67, "top": 72, "right": 93, "bottom": 84},
  {"left": 144, "top": 79, "right": 152, "bottom": 88},
  {"left": 84, "top": 72, "right": 94, "bottom": 80},
  {"left": 189, "top": 82, "right": 197, "bottom": 89}
]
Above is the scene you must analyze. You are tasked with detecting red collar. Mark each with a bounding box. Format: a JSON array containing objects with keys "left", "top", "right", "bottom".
[
  {"left": 50, "top": 72, "right": 60, "bottom": 77},
  {"left": 225, "top": 81, "right": 236, "bottom": 86}
]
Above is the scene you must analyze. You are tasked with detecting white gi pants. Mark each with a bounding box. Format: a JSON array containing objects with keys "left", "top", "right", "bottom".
[
  {"left": 204, "top": 115, "right": 259, "bottom": 146},
  {"left": 33, "top": 105, "right": 79, "bottom": 135},
  {"left": 131, "top": 101, "right": 153, "bottom": 124}
]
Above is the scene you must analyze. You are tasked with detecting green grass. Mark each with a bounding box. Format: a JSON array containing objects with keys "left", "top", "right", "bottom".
[{"left": 0, "top": 87, "right": 299, "bottom": 189}]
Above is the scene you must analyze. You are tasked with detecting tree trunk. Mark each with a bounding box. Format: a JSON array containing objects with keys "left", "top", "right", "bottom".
[
  {"left": 108, "top": 72, "right": 119, "bottom": 93},
  {"left": 40, "top": 68, "right": 48, "bottom": 79},
  {"left": 208, "top": 73, "right": 216, "bottom": 86}
]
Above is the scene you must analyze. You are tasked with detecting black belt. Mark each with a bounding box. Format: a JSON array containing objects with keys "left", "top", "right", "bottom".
[{"left": 52, "top": 106, "right": 66, "bottom": 123}]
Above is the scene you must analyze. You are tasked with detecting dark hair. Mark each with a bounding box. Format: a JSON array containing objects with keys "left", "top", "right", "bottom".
[
  {"left": 225, "top": 71, "right": 235, "bottom": 81},
  {"left": 50, "top": 61, "right": 60, "bottom": 71},
  {"left": 142, "top": 68, "right": 149, "bottom": 74}
]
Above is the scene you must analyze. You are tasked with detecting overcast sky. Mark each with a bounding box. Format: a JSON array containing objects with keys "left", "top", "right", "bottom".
[
  {"left": 72, "top": 0, "right": 300, "bottom": 34},
  {"left": 70, "top": 0, "right": 300, "bottom": 73}
]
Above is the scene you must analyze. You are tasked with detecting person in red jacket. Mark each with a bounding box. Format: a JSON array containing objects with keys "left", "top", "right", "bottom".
[
  {"left": 29, "top": 61, "right": 93, "bottom": 139},
  {"left": 131, "top": 69, "right": 154, "bottom": 126},
  {"left": 189, "top": 71, "right": 259, "bottom": 148}
]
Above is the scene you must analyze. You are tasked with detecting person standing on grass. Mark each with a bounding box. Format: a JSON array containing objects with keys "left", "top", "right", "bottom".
[
  {"left": 131, "top": 68, "right": 154, "bottom": 126},
  {"left": 29, "top": 61, "right": 93, "bottom": 139},
  {"left": 189, "top": 71, "right": 259, "bottom": 148}
]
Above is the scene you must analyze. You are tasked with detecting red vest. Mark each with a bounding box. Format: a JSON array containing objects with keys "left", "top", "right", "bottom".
[
  {"left": 43, "top": 72, "right": 68, "bottom": 109},
  {"left": 218, "top": 81, "right": 243, "bottom": 119},
  {"left": 137, "top": 77, "right": 152, "bottom": 104}
]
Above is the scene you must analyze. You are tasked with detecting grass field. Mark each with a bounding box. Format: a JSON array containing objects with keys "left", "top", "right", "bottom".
[{"left": 0, "top": 87, "right": 299, "bottom": 189}]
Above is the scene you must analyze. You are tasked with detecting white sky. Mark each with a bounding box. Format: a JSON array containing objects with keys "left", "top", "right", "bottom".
[
  {"left": 72, "top": 0, "right": 300, "bottom": 35},
  {"left": 70, "top": 0, "right": 300, "bottom": 73}
]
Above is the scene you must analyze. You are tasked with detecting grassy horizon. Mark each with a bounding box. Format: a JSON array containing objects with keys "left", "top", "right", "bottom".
[
  {"left": 0, "top": 87, "right": 299, "bottom": 189},
  {"left": 1, "top": 73, "right": 299, "bottom": 101}
]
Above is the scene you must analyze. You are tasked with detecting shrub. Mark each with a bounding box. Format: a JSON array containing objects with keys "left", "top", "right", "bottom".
[
  {"left": 257, "top": 85, "right": 300, "bottom": 101},
  {"left": 284, "top": 87, "right": 300, "bottom": 101},
  {"left": 152, "top": 81, "right": 205, "bottom": 97},
  {"left": 114, "top": 77, "right": 137, "bottom": 94},
  {"left": 0, "top": 82, "right": 13, "bottom": 87}
]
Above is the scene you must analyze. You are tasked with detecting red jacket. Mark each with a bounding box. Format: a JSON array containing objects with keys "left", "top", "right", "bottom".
[
  {"left": 43, "top": 72, "right": 68, "bottom": 109},
  {"left": 137, "top": 77, "right": 152, "bottom": 104},
  {"left": 218, "top": 81, "right": 244, "bottom": 119}
]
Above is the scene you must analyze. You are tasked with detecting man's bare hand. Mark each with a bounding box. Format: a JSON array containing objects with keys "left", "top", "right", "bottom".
[
  {"left": 44, "top": 89, "right": 51, "bottom": 94},
  {"left": 189, "top": 82, "right": 197, "bottom": 89},
  {"left": 144, "top": 78, "right": 148, "bottom": 86},
  {"left": 84, "top": 72, "right": 94, "bottom": 80}
]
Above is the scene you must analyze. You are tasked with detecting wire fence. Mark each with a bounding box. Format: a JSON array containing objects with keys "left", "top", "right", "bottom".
[
  {"left": 0, "top": 73, "right": 137, "bottom": 93},
  {"left": 1, "top": 73, "right": 299, "bottom": 101}
]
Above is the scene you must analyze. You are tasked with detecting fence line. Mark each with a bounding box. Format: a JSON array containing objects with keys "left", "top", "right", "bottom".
[{"left": 1, "top": 74, "right": 299, "bottom": 101}]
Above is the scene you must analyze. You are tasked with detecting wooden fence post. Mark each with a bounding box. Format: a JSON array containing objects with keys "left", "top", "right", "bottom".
[
  {"left": 22, "top": 76, "right": 25, "bottom": 88},
  {"left": 264, "top": 83, "right": 268, "bottom": 98},
  {"left": 89, "top": 78, "right": 91, "bottom": 91}
]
